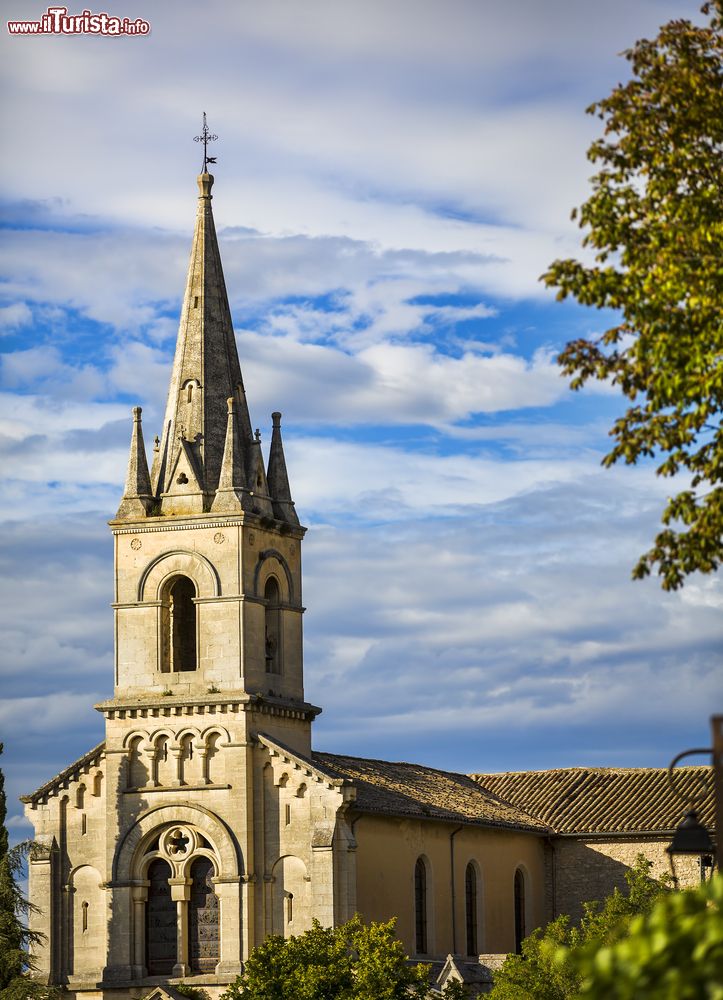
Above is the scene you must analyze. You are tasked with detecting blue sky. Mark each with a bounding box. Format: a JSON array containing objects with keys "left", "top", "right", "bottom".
[{"left": 1, "top": 0, "right": 721, "bottom": 837}]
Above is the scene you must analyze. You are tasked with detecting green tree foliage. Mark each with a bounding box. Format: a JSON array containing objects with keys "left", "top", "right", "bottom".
[
  {"left": 0, "top": 744, "right": 55, "bottom": 1000},
  {"left": 488, "top": 856, "right": 668, "bottom": 1000},
  {"left": 568, "top": 872, "right": 723, "bottom": 999},
  {"left": 542, "top": 2, "right": 723, "bottom": 589},
  {"left": 220, "top": 914, "right": 430, "bottom": 1000},
  {"left": 439, "top": 982, "right": 472, "bottom": 1000}
]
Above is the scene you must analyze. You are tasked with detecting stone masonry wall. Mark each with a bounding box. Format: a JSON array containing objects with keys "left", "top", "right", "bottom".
[{"left": 552, "top": 835, "right": 703, "bottom": 923}]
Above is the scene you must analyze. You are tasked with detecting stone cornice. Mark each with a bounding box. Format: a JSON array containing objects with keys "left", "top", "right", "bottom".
[
  {"left": 95, "top": 693, "right": 322, "bottom": 723},
  {"left": 111, "top": 596, "right": 306, "bottom": 611},
  {"left": 108, "top": 512, "right": 306, "bottom": 539}
]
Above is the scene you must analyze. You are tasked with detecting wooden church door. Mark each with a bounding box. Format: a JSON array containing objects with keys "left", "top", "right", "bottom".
[
  {"left": 188, "top": 857, "right": 219, "bottom": 972},
  {"left": 146, "top": 859, "right": 176, "bottom": 974}
]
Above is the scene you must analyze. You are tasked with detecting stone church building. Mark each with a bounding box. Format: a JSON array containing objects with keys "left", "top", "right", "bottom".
[{"left": 21, "top": 171, "right": 714, "bottom": 998}]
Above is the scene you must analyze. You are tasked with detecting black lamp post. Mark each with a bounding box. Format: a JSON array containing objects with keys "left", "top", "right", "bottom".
[{"left": 666, "top": 748, "right": 716, "bottom": 885}]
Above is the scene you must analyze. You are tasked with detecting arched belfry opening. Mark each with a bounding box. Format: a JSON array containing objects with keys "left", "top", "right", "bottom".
[
  {"left": 161, "top": 575, "right": 197, "bottom": 672},
  {"left": 264, "top": 576, "right": 282, "bottom": 674}
]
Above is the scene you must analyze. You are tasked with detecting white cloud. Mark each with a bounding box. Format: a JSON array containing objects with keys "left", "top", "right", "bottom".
[
  {"left": 2, "top": 0, "right": 700, "bottom": 299},
  {"left": 236, "top": 332, "right": 572, "bottom": 428},
  {"left": 302, "top": 480, "right": 722, "bottom": 764},
  {"left": 0, "top": 302, "right": 32, "bottom": 332},
  {"left": 0, "top": 392, "right": 129, "bottom": 436},
  {"left": 0, "top": 692, "right": 107, "bottom": 737}
]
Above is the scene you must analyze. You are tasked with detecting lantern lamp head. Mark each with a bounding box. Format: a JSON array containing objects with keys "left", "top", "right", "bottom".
[{"left": 666, "top": 810, "right": 716, "bottom": 858}]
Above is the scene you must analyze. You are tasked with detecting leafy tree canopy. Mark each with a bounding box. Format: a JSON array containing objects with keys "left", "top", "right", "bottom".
[
  {"left": 569, "top": 872, "right": 723, "bottom": 999},
  {"left": 542, "top": 1, "right": 723, "bottom": 589},
  {"left": 488, "top": 855, "right": 669, "bottom": 1000},
  {"left": 220, "top": 915, "right": 430, "bottom": 1000}
]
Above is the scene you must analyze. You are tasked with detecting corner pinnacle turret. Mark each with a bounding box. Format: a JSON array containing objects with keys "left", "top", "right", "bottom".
[{"left": 115, "top": 159, "right": 300, "bottom": 527}]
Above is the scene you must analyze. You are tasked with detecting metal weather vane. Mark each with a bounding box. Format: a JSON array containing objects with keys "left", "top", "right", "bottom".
[{"left": 194, "top": 112, "right": 218, "bottom": 172}]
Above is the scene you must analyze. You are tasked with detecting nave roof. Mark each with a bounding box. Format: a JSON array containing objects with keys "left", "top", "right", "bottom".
[{"left": 314, "top": 750, "right": 550, "bottom": 833}]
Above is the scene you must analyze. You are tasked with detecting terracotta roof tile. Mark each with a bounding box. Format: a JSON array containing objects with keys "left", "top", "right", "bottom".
[
  {"left": 470, "top": 766, "right": 715, "bottom": 835},
  {"left": 314, "top": 752, "right": 550, "bottom": 833}
]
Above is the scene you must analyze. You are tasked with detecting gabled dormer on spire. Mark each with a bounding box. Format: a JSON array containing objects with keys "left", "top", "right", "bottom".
[
  {"left": 247, "top": 428, "right": 275, "bottom": 518},
  {"left": 116, "top": 406, "right": 154, "bottom": 518},
  {"left": 267, "top": 412, "right": 300, "bottom": 526}
]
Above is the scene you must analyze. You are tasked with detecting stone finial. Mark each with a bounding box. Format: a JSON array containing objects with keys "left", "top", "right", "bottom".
[
  {"left": 267, "top": 411, "right": 300, "bottom": 526},
  {"left": 116, "top": 406, "right": 155, "bottom": 519},
  {"left": 197, "top": 172, "right": 214, "bottom": 198}
]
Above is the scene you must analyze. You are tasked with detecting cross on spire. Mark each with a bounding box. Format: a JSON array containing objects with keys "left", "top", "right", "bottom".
[{"left": 194, "top": 111, "right": 218, "bottom": 172}]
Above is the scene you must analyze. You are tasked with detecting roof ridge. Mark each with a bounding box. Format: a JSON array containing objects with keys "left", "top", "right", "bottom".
[
  {"left": 470, "top": 764, "right": 712, "bottom": 779},
  {"left": 315, "top": 749, "right": 475, "bottom": 783}
]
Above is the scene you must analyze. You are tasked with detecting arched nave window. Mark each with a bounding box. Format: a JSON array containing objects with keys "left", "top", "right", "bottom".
[
  {"left": 514, "top": 868, "right": 526, "bottom": 955},
  {"left": 414, "top": 857, "right": 428, "bottom": 955},
  {"left": 160, "top": 575, "right": 197, "bottom": 672},
  {"left": 465, "top": 862, "right": 478, "bottom": 956}
]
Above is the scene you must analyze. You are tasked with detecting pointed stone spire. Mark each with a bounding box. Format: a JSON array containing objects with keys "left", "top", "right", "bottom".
[
  {"left": 154, "top": 172, "right": 253, "bottom": 514},
  {"left": 116, "top": 407, "right": 154, "bottom": 519},
  {"left": 267, "top": 412, "right": 300, "bottom": 526},
  {"left": 211, "top": 398, "right": 252, "bottom": 513}
]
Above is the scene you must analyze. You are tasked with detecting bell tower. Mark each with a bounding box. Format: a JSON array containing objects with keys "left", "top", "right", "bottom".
[
  {"left": 25, "top": 156, "right": 356, "bottom": 994},
  {"left": 105, "top": 168, "right": 315, "bottom": 746}
]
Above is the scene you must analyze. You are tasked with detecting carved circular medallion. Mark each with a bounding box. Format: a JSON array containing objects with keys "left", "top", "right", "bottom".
[
  {"left": 213, "top": 531, "right": 225, "bottom": 545},
  {"left": 130, "top": 537, "right": 142, "bottom": 551},
  {"left": 160, "top": 825, "right": 197, "bottom": 860}
]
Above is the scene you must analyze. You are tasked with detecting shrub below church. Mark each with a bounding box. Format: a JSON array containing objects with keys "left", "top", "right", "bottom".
[
  {"left": 570, "top": 873, "right": 723, "bottom": 999},
  {"left": 220, "top": 914, "right": 430, "bottom": 1000},
  {"left": 488, "top": 855, "right": 669, "bottom": 1000}
]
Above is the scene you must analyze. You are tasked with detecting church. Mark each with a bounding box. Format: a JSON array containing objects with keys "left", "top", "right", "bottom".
[{"left": 21, "top": 167, "right": 714, "bottom": 998}]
